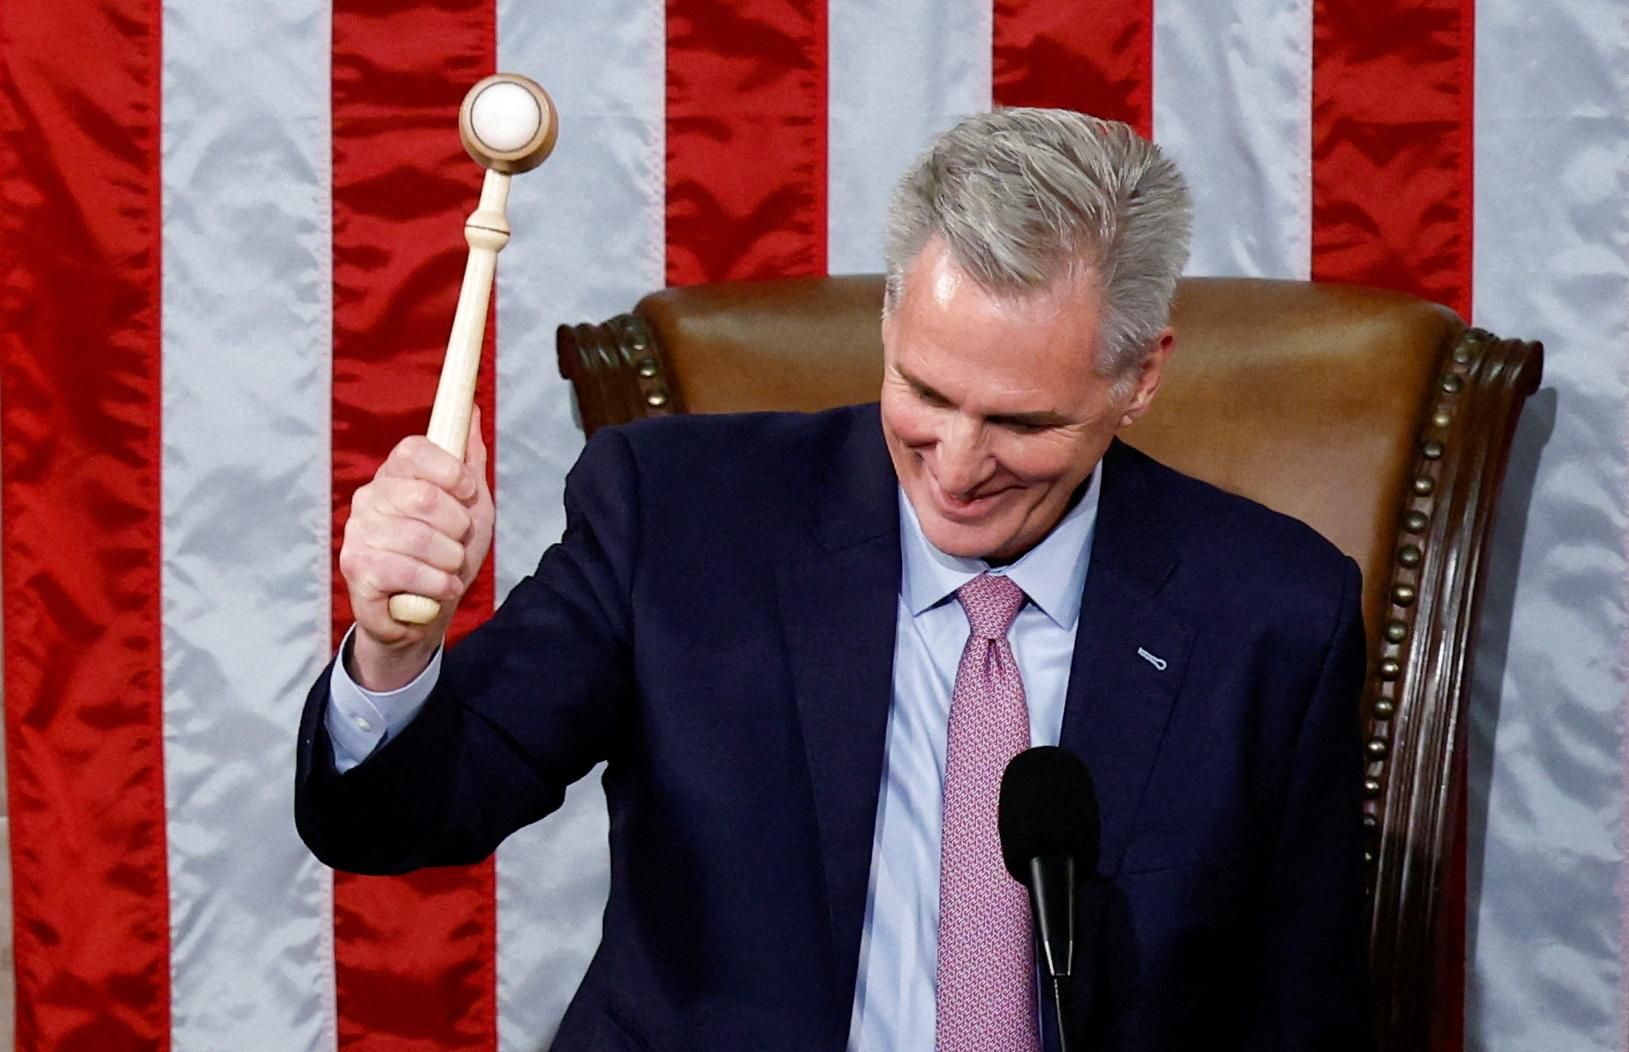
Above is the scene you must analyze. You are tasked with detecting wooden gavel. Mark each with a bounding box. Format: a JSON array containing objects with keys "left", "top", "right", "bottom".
[{"left": 389, "top": 74, "right": 559, "bottom": 625}]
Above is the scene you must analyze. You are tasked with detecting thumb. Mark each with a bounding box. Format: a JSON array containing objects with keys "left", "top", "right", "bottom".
[{"left": 465, "top": 405, "right": 489, "bottom": 476}]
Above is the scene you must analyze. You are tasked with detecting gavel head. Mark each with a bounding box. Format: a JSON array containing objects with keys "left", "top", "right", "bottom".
[{"left": 458, "top": 73, "right": 559, "bottom": 174}]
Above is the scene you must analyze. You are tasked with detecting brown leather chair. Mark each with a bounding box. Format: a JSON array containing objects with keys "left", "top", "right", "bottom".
[{"left": 557, "top": 275, "right": 1542, "bottom": 1050}]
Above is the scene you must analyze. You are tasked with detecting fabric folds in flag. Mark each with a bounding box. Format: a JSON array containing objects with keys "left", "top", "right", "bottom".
[{"left": 0, "top": 1, "right": 1624, "bottom": 1049}]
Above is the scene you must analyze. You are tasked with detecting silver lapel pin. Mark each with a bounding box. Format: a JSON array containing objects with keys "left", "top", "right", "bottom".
[{"left": 1137, "top": 647, "right": 1168, "bottom": 671}]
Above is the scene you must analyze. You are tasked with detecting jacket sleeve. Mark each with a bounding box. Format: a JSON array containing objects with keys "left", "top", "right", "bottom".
[
  {"left": 1249, "top": 555, "right": 1374, "bottom": 1050},
  {"left": 294, "top": 426, "right": 642, "bottom": 875}
]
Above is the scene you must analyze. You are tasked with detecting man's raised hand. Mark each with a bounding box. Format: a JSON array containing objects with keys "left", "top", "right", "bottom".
[{"left": 338, "top": 406, "right": 495, "bottom": 691}]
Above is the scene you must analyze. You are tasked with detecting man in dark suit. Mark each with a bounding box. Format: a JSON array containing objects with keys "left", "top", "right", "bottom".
[{"left": 297, "top": 109, "right": 1370, "bottom": 1049}]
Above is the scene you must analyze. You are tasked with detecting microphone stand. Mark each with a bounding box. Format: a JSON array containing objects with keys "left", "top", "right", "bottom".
[
  {"left": 1049, "top": 975, "right": 1071, "bottom": 1052},
  {"left": 1029, "top": 856, "right": 1076, "bottom": 1052}
]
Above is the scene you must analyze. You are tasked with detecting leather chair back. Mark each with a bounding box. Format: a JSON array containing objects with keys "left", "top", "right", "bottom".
[{"left": 558, "top": 274, "right": 1542, "bottom": 1049}]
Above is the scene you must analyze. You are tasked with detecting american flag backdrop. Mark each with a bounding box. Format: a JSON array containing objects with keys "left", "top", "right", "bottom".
[{"left": 0, "top": 0, "right": 1624, "bottom": 1049}]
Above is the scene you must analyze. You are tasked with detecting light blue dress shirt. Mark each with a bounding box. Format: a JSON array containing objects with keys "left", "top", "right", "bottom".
[
  {"left": 845, "top": 472, "right": 1100, "bottom": 1050},
  {"left": 325, "top": 467, "right": 1102, "bottom": 1050}
]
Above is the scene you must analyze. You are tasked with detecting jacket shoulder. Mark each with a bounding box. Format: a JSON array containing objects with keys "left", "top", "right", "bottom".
[
  {"left": 594, "top": 405, "right": 865, "bottom": 496},
  {"left": 1117, "top": 442, "right": 1360, "bottom": 638},
  {"left": 614, "top": 404, "right": 858, "bottom": 458},
  {"left": 571, "top": 406, "right": 875, "bottom": 553}
]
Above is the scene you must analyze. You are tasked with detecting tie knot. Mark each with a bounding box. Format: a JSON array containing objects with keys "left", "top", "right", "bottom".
[{"left": 955, "top": 573, "right": 1026, "bottom": 639}]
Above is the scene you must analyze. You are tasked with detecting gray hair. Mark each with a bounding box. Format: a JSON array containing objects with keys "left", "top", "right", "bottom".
[{"left": 883, "top": 108, "right": 1192, "bottom": 378}]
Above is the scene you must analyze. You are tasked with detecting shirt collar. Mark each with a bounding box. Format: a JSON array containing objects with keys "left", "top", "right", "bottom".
[{"left": 898, "top": 465, "right": 1102, "bottom": 629}]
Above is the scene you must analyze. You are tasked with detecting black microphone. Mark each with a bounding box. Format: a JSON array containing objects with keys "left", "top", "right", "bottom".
[{"left": 999, "top": 745, "right": 1100, "bottom": 1051}]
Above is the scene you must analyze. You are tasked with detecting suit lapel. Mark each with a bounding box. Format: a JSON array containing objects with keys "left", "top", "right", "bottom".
[
  {"left": 775, "top": 405, "right": 900, "bottom": 1002},
  {"left": 1059, "top": 440, "right": 1194, "bottom": 875}
]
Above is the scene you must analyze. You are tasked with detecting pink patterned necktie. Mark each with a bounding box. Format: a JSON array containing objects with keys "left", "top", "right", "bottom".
[{"left": 935, "top": 572, "right": 1039, "bottom": 1051}]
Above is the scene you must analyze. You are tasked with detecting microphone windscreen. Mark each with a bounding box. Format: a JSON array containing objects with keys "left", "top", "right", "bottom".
[{"left": 998, "top": 745, "right": 1100, "bottom": 882}]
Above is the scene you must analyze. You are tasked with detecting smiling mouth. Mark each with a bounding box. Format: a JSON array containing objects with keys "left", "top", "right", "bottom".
[{"left": 927, "top": 476, "right": 1015, "bottom": 521}]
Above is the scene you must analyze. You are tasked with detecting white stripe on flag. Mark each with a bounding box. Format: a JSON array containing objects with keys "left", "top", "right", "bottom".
[
  {"left": 826, "top": 0, "right": 992, "bottom": 274},
  {"left": 1152, "top": 0, "right": 1312, "bottom": 278},
  {"left": 160, "top": 0, "right": 335, "bottom": 1048},
  {"left": 493, "top": 0, "right": 666, "bottom": 1045},
  {"left": 1467, "top": 0, "right": 1629, "bottom": 1047}
]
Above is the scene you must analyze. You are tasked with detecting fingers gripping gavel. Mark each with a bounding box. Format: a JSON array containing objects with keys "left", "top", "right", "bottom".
[{"left": 387, "top": 74, "right": 558, "bottom": 625}]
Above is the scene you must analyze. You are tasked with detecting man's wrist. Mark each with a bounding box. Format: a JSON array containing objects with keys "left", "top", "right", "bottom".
[{"left": 346, "top": 630, "right": 440, "bottom": 693}]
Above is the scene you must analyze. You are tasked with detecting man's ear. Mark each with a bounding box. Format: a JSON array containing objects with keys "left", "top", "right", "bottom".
[{"left": 1118, "top": 327, "right": 1176, "bottom": 428}]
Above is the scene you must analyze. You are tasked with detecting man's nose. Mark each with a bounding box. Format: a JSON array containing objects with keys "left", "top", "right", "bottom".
[{"left": 933, "top": 417, "right": 990, "bottom": 496}]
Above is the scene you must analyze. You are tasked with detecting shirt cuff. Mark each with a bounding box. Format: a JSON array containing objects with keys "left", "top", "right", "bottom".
[{"left": 324, "top": 625, "right": 443, "bottom": 773}]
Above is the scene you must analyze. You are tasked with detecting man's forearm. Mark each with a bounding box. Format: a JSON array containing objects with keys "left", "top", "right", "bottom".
[{"left": 326, "top": 625, "right": 443, "bottom": 772}]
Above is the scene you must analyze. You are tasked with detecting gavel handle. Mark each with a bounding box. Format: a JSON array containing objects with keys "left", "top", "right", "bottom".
[{"left": 388, "top": 169, "right": 512, "bottom": 626}]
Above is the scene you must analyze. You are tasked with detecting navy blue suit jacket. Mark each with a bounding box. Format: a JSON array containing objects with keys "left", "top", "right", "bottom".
[{"left": 296, "top": 403, "right": 1371, "bottom": 1050}]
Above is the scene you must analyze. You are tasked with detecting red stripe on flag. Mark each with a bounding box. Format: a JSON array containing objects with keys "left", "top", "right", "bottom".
[
  {"left": 1311, "top": 0, "right": 1475, "bottom": 317},
  {"left": 330, "top": 3, "right": 499, "bottom": 1048},
  {"left": 992, "top": 0, "right": 1154, "bottom": 137},
  {"left": 1311, "top": 4, "right": 1475, "bottom": 1048},
  {"left": 0, "top": 0, "right": 171, "bottom": 1047},
  {"left": 666, "top": 0, "right": 829, "bottom": 284}
]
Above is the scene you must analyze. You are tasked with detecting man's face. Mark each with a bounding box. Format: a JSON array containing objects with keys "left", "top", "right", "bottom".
[{"left": 880, "top": 238, "right": 1171, "bottom": 562}]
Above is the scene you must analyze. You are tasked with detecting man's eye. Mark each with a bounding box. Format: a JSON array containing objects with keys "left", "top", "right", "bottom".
[
  {"left": 915, "top": 388, "right": 948, "bottom": 407},
  {"left": 1002, "top": 420, "right": 1048, "bottom": 433}
]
